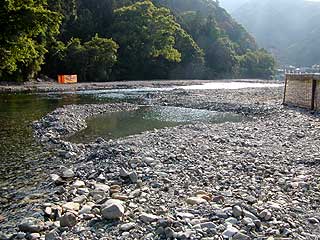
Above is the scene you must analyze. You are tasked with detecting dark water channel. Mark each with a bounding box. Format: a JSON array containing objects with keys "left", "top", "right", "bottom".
[{"left": 0, "top": 89, "right": 245, "bottom": 207}]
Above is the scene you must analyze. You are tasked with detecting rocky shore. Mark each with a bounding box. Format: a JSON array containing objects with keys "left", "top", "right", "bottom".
[
  {"left": 2, "top": 86, "right": 320, "bottom": 240},
  {"left": 0, "top": 79, "right": 278, "bottom": 94}
]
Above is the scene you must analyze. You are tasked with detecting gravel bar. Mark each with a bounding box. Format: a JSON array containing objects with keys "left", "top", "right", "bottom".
[{"left": 2, "top": 86, "right": 320, "bottom": 240}]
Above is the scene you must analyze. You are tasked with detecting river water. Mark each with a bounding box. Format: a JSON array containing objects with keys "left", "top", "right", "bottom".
[{"left": 0, "top": 81, "right": 282, "bottom": 207}]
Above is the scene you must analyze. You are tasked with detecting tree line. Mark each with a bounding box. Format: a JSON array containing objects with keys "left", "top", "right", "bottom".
[{"left": 0, "top": 0, "right": 276, "bottom": 82}]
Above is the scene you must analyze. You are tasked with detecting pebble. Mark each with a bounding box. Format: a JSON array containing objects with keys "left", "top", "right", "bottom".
[
  {"left": 101, "top": 199, "right": 125, "bottom": 220},
  {"left": 18, "top": 218, "right": 44, "bottom": 233},
  {"left": 222, "top": 226, "right": 239, "bottom": 238},
  {"left": 129, "top": 171, "right": 138, "bottom": 183},
  {"left": 59, "top": 212, "right": 77, "bottom": 227},
  {"left": 259, "top": 209, "right": 272, "bottom": 221},
  {"left": 139, "top": 213, "right": 160, "bottom": 223},
  {"left": 186, "top": 197, "right": 207, "bottom": 205},
  {"left": 120, "top": 222, "right": 136, "bottom": 231},
  {"left": 62, "top": 202, "right": 80, "bottom": 211},
  {"left": 232, "top": 205, "right": 243, "bottom": 218},
  {"left": 45, "top": 230, "right": 60, "bottom": 240},
  {"left": 61, "top": 169, "right": 75, "bottom": 179},
  {"left": 29, "top": 233, "right": 41, "bottom": 239},
  {"left": 72, "top": 180, "right": 85, "bottom": 188},
  {"left": 308, "top": 217, "right": 319, "bottom": 224}
]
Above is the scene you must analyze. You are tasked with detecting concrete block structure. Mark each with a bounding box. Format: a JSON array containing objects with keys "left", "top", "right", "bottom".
[{"left": 283, "top": 74, "right": 320, "bottom": 110}]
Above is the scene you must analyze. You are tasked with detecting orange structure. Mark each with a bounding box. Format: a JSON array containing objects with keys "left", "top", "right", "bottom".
[{"left": 58, "top": 75, "right": 78, "bottom": 84}]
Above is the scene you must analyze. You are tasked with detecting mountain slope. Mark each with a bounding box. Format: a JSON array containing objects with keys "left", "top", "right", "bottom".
[{"left": 232, "top": 0, "right": 320, "bottom": 66}]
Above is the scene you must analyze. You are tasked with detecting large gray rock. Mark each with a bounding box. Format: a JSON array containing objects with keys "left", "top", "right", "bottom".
[
  {"left": 45, "top": 230, "right": 60, "bottom": 240},
  {"left": 222, "top": 226, "right": 239, "bottom": 238},
  {"left": 59, "top": 212, "right": 77, "bottom": 227},
  {"left": 101, "top": 199, "right": 125, "bottom": 220},
  {"left": 232, "top": 205, "right": 243, "bottom": 218},
  {"left": 18, "top": 218, "right": 44, "bottom": 233}
]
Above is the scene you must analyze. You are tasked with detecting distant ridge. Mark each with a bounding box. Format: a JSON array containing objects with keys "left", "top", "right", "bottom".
[{"left": 231, "top": 0, "right": 320, "bottom": 66}]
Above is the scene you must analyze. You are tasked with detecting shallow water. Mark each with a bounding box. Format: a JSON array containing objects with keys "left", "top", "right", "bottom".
[
  {"left": 0, "top": 81, "right": 280, "bottom": 199},
  {"left": 179, "top": 81, "right": 283, "bottom": 90},
  {"left": 68, "top": 106, "right": 245, "bottom": 143}
]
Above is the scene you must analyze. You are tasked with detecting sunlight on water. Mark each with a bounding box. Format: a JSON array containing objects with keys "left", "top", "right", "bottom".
[
  {"left": 68, "top": 106, "right": 245, "bottom": 143},
  {"left": 179, "top": 82, "right": 283, "bottom": 90}
]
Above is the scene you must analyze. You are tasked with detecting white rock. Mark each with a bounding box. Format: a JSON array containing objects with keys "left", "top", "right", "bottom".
[
  {"left": 62, "top": 202, "right": 80, "bottom": 211},
  {"left": 79, "top": 205, "right": 92, "bottom": 215},
  {"left": 101, "top": 199, "right": 125, "bottom": 220},
  {"left": 186, "top": 197, "right": 207, "bottom": 205},
  {"left": 94, "top": 183, "right": 110, "bottom": 192},
  {"left": 73, "top": 180, "right": 85, "bottom": 188},
  {"left": 62, "top": 169, "right": 75, "bottom": 179},
  {"left": 120, "top": 222, "right": 136, "bottom": 231},
  {"left": 139, "top": 213, "right": 160, "bottom": 223}
]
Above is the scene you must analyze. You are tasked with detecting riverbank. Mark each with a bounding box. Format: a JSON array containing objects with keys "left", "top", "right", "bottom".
[
  {"left": 2, "top": 85, "right": 320, "bottom": 240},
  {"left": 0, "top": 79, "right": 280, "bottom": 93}
]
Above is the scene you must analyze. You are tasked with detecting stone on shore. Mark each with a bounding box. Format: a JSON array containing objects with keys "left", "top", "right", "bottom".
[
  {"left": 101, "top": 199, "right": 125, "bottom": 220},
  {"left": 59, "top": 212, "right": 77, "bottom": 227},
  {"left": 18, "top": 218, "right": 44, "bottom": 233}
]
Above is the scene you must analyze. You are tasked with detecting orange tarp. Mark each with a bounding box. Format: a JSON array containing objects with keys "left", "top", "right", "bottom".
[{"left": 58, "top": 75, "right": 77, "bottom": 84}]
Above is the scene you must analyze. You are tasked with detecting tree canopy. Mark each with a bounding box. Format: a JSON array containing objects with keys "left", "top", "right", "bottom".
[
  {"left": 0, "top": 0, "right": 276, "bottom": 82},
  {"left": 0, "top": 0, "right": 61, "bottom": 81}
]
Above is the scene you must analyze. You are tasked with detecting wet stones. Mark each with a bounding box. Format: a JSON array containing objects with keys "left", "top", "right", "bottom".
[{"left": 101, "top": 199, "right": 125, "bottom": 220}]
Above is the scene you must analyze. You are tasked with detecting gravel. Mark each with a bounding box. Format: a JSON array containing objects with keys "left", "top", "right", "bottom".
[{"left": 2, "top": 86, "right": 320, "bottom": 239}]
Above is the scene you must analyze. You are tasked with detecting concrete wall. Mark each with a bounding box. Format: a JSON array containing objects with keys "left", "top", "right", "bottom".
[{"left": 284, "top": 74, "right": 320, "bottom": 110}]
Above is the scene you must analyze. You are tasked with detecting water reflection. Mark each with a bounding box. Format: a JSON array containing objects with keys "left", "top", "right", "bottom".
[{"left": 68, "top": 106, "right": 245, "bottom": 143}]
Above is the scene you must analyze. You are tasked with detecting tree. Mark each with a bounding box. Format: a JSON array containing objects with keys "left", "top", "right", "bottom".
[
  {"left": 239, "top": 49, "right": 276, "bottom": 79},
  {"left": 111, "top": 0, "right": 204, "bottom": 80},
  {"left": 205, "top": 37, "right": 239, "bottom": 78},
  {"left": 62, "top": 35, "right": 119, "bottom": 82},
  {"left": 0, "top": 0, "right": 61, "bottom": 81}
]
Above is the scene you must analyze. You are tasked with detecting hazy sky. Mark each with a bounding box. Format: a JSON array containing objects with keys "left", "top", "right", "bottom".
[{"left": 220, "top": 0, "right": 320, "bottom": 12}]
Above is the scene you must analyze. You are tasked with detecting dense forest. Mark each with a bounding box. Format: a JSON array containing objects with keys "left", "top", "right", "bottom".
[
  {"left": 0, "top": 0, "right": 276, "bottom": 82},
  {"left": 233, "top": 0, "right": 320, "bottom": 66}
]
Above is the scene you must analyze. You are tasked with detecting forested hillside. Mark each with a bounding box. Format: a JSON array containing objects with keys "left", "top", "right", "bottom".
[
  {"left": 233, "top": 0, "right": 320, "bottom": 66},
  {"left": 0, "top": 0, "right": 275, "bottom": 82}
]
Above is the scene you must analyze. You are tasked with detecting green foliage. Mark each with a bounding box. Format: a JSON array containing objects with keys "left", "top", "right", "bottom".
[
  {"left": 111, "top": 0, "right": 204, "bottom": 79},
  {"left": 239, "top": 49, "right": 276, "bottom": 79},
  {"left": 0, "top": 0, "right": 61, "bottom": 81},
  {"left": 62, "top": 35, "right": 119, "bottom": 81},
  {"left": 153, "top": 0, "right": 272, "bottom": 79},
  {"left": 0, "top": 0, "right": 276, "bottom": 81}
]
